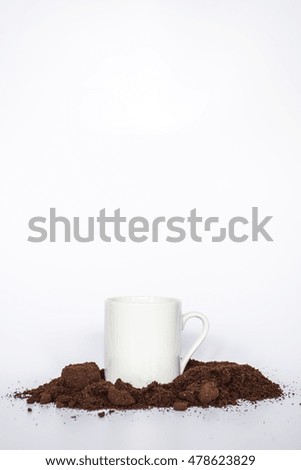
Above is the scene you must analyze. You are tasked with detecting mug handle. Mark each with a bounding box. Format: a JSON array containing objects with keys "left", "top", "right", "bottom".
[{"left": 180, "top": 311, "right": 209, "bottom": 374}]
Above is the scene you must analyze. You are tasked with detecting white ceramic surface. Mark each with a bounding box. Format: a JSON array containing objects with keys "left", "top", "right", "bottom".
[{"left": 104, "top": 296, "right": 209, "bottom": 387}]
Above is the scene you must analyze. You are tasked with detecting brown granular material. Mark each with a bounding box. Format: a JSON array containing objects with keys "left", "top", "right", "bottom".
[{"left": 15, "top": 360, "right": 282, "bottom": 412}]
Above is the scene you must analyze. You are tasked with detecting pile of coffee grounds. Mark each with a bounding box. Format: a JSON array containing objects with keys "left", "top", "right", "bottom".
[{"left": 15, "top": 360, "right": 282, "bottom": 412}]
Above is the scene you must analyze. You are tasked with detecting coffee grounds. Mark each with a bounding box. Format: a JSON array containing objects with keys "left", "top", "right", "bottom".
[{"left": 15, "top": 360, "right": 282, "bottom": 412}]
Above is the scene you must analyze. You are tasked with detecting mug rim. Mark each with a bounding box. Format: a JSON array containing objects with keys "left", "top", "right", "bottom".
[{"left": 106, "top": 296, "right": 180, "bottom": 304}]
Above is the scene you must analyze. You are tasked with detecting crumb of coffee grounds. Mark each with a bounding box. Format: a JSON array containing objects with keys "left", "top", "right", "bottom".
[
  {"left": 27, "top": 408, "right": 32, "bottom": 412},
  {"left": 198, "top": 381, "right": 220, "bottom": 404},
  {"left": 15, "top": 360, "right": 282, "bottom": 412},
  {"left": 98, "top": 411, "right": 105, "bottom": 418},
  {"left": 173, "top": 400, "right": 188, "bottom": 411}
]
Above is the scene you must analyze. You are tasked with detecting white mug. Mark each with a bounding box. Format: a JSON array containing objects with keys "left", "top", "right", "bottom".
[{"left": 104, "top": 296, "right": 209, "bottom": 387}]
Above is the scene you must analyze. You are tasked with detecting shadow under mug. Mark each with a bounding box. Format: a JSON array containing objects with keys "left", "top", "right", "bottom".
[{"left": 104, "top": 296, "right": 209, "bottom": 388}]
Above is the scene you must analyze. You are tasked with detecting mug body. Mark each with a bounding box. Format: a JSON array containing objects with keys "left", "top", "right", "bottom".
[{"left": 105, "top": 296, "right": 181, "bottom": 387}]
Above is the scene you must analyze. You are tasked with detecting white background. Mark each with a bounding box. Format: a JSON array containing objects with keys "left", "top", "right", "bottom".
[{"left": 0, "top": 0, "right": 301, "bottom": 450}]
